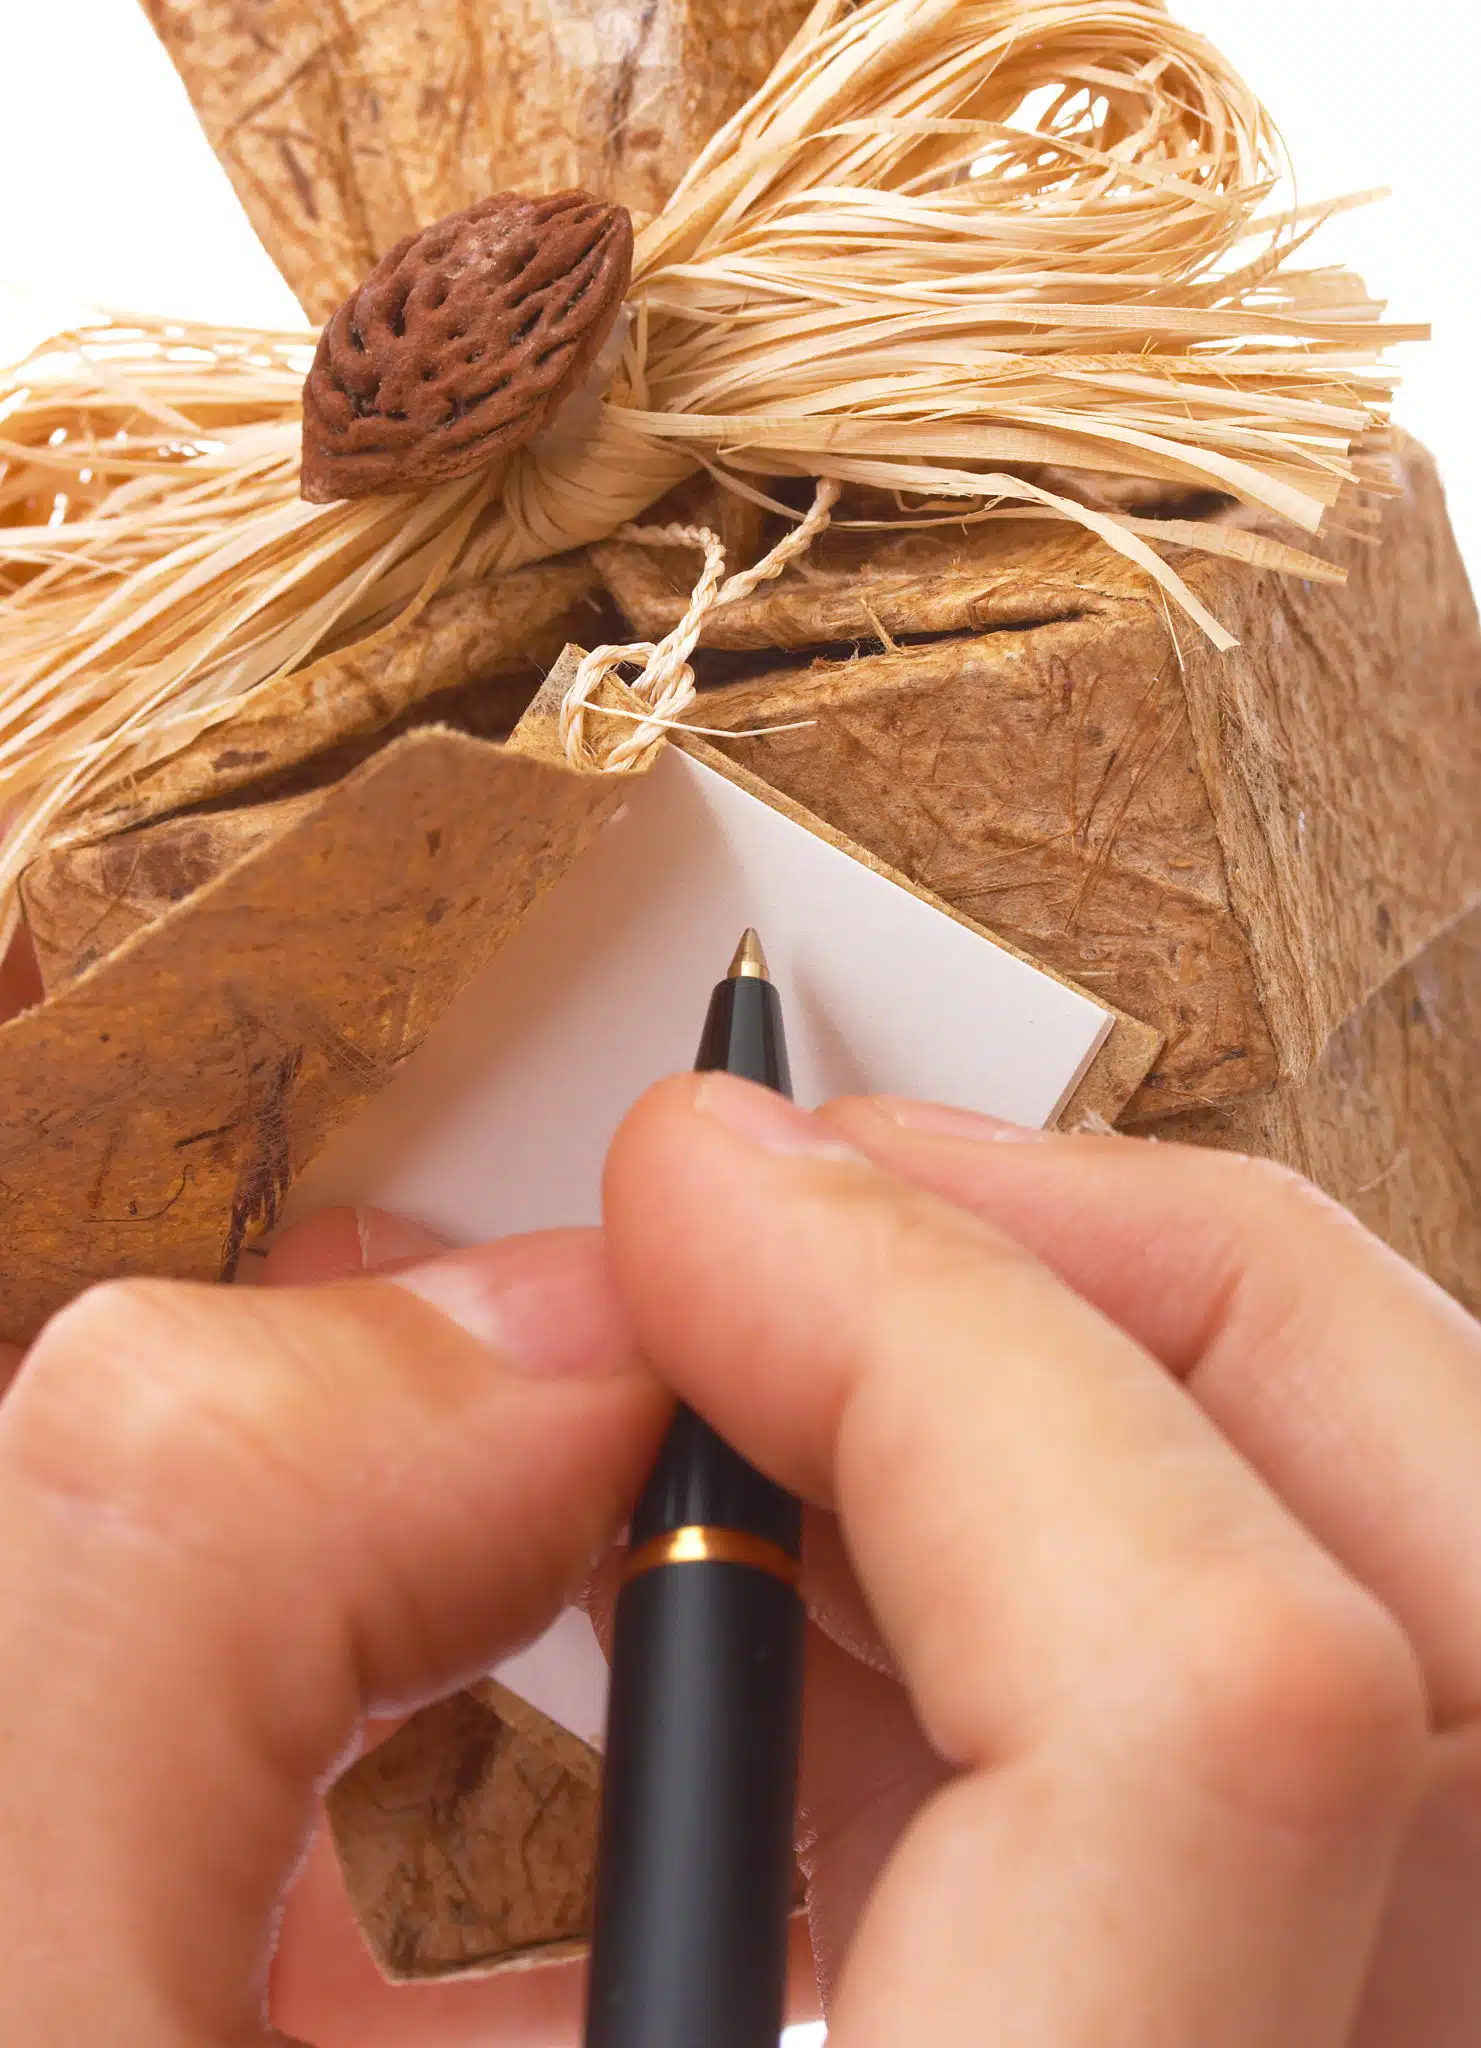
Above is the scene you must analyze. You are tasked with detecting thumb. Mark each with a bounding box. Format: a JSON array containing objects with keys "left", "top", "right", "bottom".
[{"left": 0, "top": 1239, "right": 665, "bottom": 2047}]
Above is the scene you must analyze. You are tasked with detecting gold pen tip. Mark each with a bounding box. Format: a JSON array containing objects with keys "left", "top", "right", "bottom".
[{"left": 727, "top": 927, "right": 770, "bottom": 981}]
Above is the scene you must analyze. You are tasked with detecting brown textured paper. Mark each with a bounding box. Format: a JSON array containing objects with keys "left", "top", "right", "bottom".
[
  {"left": 3, "top": 657, "right": 1158, "bottom": 1345},
  {"left": 1, "top": 687, "right": 625, "bottom": 1343},
  {"left": 1148, "top": 902, "right": 1481, "bottom": 1314},
  {"left": 66, "top": 556, "right": 608, "bottom": 844},
  {"left": 139, "top": 0, "right": 816, "bottom": 322},
  {"left": 328, "top": 1672, "right": 808, "bottom": 1984},
  {"left": 327, "top": 1679, "right": 603, "bottom": 1981}
]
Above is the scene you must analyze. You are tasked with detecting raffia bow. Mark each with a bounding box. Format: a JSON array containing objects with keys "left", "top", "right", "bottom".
[{"left": 0, "top": 0, "right": 1422, "bottom": 929}]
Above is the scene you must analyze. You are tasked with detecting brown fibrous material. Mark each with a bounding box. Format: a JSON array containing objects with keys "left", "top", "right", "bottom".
[
  {"left": 301, "top": 191, "right": 633, "bottom": 503},
  {"left": 0, "top": 0, "right": 1426, "bottom": 927}
]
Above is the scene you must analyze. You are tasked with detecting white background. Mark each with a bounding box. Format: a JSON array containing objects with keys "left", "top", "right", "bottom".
[{"left": 3, "top": 7, "right": 1476, "bottom": 2044}]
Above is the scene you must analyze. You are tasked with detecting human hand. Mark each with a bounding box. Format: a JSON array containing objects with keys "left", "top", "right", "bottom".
[
  {"left": 2, "top": 1085, "right": 1478, "bottom": 2047},
  {"left": 596, "top": 1079, "right": 1481, "bottom": 2048}
]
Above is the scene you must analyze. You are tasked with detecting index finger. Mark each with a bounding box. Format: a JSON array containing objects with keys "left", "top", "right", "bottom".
[{"left": 604, "top": 1074, "right": 1425, "bottom": 2048}]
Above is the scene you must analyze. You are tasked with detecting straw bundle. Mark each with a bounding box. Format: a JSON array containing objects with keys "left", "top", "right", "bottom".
[{"left": 0, "top": 0, "right": 1420, "bottom": 925}]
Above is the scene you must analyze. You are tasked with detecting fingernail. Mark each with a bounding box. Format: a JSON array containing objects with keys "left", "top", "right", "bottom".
[
  {"left": 389, "top": 1234, "right": 639, "bottom": 1377},
  {"left": 355, "top": 1207, "right": 450, "bottom": 1270},
  {"left": 697, "top": 1071, "right": 863, "bottom": 1159},
  {"left": 871, "top": 1098, "right": 1056, "bottom": 1141}
]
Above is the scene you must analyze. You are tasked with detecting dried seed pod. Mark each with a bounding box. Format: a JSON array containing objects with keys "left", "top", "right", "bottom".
[{"left": 300, "top": 191, "right": 633, "bottom": 503}]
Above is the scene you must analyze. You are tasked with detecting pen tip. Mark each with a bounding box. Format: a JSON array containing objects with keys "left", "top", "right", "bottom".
[{"left": 727, "top": 928, "right": 770, "bottom": 982}]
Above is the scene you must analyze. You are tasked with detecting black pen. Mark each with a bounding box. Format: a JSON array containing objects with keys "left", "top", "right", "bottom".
[{"left": 584, "top": 929, "right": 805, "bottom": 2048}]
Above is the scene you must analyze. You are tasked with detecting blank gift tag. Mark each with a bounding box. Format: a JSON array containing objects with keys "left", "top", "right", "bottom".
[{"left": 281, "top": 743, "right": 1113, "bottom": 1734}]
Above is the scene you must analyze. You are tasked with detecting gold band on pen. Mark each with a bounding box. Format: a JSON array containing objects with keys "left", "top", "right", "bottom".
[{"left": 622, "top": 1524, "right": 801, "bottom": 1588}]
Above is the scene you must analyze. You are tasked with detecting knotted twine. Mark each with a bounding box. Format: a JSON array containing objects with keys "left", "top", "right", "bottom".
[{"left": 558, "top": 480, "right": 840, "bottom": 769}]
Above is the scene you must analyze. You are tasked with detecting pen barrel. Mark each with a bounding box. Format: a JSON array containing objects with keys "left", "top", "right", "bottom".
[
  {"left": 585, "top": 1556, "right": 805, "bottom": 2048},
  {"left": 584, "top": 944, "right": 801, "bottom": 2048},
  {"left": 695, "top": 973, "right": 791, "bottom": 1093}
]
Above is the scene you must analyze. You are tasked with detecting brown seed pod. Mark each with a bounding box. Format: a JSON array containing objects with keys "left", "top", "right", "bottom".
[{"left": 300, "top": 191, "right": 633, "bottom": 504}]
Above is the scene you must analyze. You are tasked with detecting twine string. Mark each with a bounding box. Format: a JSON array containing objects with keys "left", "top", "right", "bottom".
[{"left": 559, "top": 478, "right": 841, "bottom": 770}]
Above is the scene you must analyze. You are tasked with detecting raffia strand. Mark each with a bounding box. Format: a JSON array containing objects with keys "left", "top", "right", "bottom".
[{"left": 0, "top": 0, "right": 1423, "bottom": 911}]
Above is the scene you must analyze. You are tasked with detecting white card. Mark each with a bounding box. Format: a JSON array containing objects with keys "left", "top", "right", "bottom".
[{"left": 281, "top": 743, "right": 1113, "bottom": 1737}]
